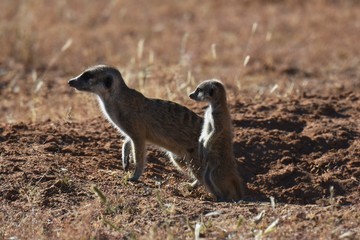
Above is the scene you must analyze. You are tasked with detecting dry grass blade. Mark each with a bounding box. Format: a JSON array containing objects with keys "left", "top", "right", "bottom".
[
  {"left": 243, "top": 55, "right": 250, "bottom": 67},
  {"left": 270, "top": 84, "right": 278, "bottom": 94},
  {"left": 61, "top": 38, "right": 73, "bottom": 52},
  {"left": 339, "top": 231, "right": 355, "bottom": 239},
  {"left": 91, "top": 185, "right": 107, "bottom": 204},
  {"left": 211, "top": 43, "right": 217, "bottom": 60},
  {"left": 204, "top": 211, "right": 222, "bottom": 217},
  {"left": 264, "top": 218, "right": 279, "bottom": 234},
  {"left": 270, "top": 196, "right": 276, "bottom": 209},
  {"left": 253, "top": 210, "right": 266, "bottom": 224},
  {"left": 137, "top": 38, "right": 145, "bottom": 60},
  {"left": 194, "top": 222, "right": 202, "bottom": 240},
  {"left": 329, "top": 185, "right": 335, "bottom": 205},
  {"left": 103, "top": 219, "right": 122, "bottom": 232}
]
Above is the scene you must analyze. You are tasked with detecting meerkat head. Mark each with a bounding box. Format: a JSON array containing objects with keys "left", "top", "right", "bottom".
[
  {"left": 68, "top": 65, "right": 126, "bottom": 97},
  {"left": 189, "top": 79, "right": 226, "bottom": 104}
]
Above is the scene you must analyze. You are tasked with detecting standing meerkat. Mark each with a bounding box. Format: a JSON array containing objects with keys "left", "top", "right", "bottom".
[
  {"left": 68, "top": 65, "right": 204, "bottom": 183},
  {"left": 189, "top": 79, "right": 245, "bottom": 202}
]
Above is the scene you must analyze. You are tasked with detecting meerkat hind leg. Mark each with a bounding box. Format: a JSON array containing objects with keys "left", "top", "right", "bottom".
[
  {"left": 168, "top": 152, "right": 187, "bottom": 171},
  {"left": 169, "top": 152, "right": 200, "bottom": 187},
  {"left": 204, "top": 165, "right": 224, "bottom": 200}
]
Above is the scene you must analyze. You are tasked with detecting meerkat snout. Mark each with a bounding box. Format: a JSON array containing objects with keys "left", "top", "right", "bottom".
[
  {"left": 189, "top": 92, "right": 198, "bottom": 100},
  {"left": 189, "top": 86, "right": 206, "bottom": 101},
  {"left": 68, "top": 78, "right": 80, "bottom": 88},
  {"left": 68, "top": 72, "right": 93, "bottom": 91}
]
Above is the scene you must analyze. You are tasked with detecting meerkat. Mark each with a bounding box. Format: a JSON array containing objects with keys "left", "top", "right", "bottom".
[
  {"left": 68, "top": 65, "right": 204, "bottom": 183},
  {"left": 189, "top": 79, "right": 245, "bottom": 202}
]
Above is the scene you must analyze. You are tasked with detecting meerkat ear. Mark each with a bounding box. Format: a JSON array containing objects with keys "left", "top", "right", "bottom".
[{"left": 104, "top": 76, "right": 113, "bottom": 89}]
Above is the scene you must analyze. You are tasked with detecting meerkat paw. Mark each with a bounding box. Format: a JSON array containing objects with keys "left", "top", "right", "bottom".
[
  {"left": 128, "top": 176, "right": 140, "bottom": 182},
  {"left": 129, "top": 166, "right": 144, "bottom": 182}
]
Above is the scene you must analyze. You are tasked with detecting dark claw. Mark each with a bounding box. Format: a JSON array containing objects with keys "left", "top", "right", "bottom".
[{"left": 128, "top": 176, "right": 140, "bottom": 182}]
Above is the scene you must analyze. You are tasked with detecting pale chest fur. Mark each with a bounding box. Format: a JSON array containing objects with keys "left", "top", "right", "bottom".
[
  {"left": 199, "top": 106, "right": 214, "bottom": 142},
  {"left": 97, "top": 97, "right": 128, "bottom": 137}
]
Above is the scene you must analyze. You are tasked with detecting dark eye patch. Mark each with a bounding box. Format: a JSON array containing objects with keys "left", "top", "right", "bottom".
[
  {"left": 104, "top": 76, "right": 113, "bottom": 88},
  {"left": 209, "top": 88, "right": 214, "bottom": 97},
  {"left": 81, "top": 72, "right": 93, "bottom": 81}
]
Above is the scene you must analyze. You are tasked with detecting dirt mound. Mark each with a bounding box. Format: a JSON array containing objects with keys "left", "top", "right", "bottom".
[
  {"left": 1, "top": 93, "right": 359, "bottom": 239},
  {"left": 232, "top": 92, "right": 359, "bottom": 204},
  {"left": 1, "top": 93, "right": 358, "bottom": 209}
]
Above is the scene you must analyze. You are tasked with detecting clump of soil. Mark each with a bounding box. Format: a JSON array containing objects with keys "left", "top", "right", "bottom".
[
  {"left": 1, "top": 92, "right": 358, "bottom": 207},
  {"left": 1, "top": 92, "right": 359, "bottom": 239}
]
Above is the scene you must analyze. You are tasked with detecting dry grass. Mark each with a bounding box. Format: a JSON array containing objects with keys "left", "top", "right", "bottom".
[
  {"left": 2, "top": 188, "right": 359, "bottom": 239},
  {"left": 1, "top": 0, "right": 359, "bottom": 122}
]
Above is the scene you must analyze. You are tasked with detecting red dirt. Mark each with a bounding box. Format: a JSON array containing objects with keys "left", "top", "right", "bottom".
[
  {"left": 1, "top": 0, "right": 360, "bottom": 239},
  {"left": 1, "top": 91, "right": 359, "bottom": 238}
]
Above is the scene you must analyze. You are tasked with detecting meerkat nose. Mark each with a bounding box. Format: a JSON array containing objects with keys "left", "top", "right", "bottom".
[{"left": 68, "top": 79, "right": 76, "bottom": 87}]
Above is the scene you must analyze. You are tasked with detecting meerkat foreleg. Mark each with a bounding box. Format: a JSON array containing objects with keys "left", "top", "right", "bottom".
[
  {"left": 202, "top": 127, "right": 218, "bottom": 149},
  {"left": 122, "top": 138, "right": 132, "bottom": 171},
  {"left": 129, "top": 138, "right": 146, "bottom": 181},
  {"left": 198, "top": 140, "right": 205, "bottom": 163}
]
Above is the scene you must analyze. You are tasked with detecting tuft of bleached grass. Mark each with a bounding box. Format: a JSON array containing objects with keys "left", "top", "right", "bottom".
[
  {"left": 254, "top": 218, "right": 279, "bottom": 239},
  {"left": 91, "top": 185, "right": 107, "bottom": 204},
  {"left": 137, "top": 38, "right": 145, "bottom": 61},
  {"left": 270, "top": 196, "right": 276, "bottom": 209},
  {"left": 148, "top": 50, "right": 155, "bottom": 64},
  {"left": 204, "top": 210, "right": 223, "bottom": 217},
  {"left": 269, "top": 84, "right": 278, "bottom": 94},
  {"left": 339, "top": 231, "right": 355, "bottom": 239},
  {"left": 211, "top": 43, "right": 217, "bottom": 60},
  {"left": 179, "top": 32, "right": 190, "bottom": 66},
  {"left": 28, "top": 38, "right": 73, "bottom": 122},
  {"left": 253, "top": 210, "right": 265, "bottom": 224},
  {"left": 243, "top": 55, "right": 250, "bottom": 67},
  {"left": 236, "top": 22, "right": 258, "bottom": 92},
  {"left": 194, "top": 222, "right": 203, "bottom": 240},
  {"left": 264, "top": 218, "right": 279, "bottom": 234},
  {"left": 329, "top": 185, "right": 335, "bottom": 205},
  {"left": 266, "top": 31, "right": 272, "bottom": 41}
]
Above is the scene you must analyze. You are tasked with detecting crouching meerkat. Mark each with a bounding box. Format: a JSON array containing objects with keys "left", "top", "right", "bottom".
[
  {"left": 189, "top": 79, "right": 245, "bottom": 202},
  {"left": 68, "top": 65, "right": 204, "bottom": 183}
]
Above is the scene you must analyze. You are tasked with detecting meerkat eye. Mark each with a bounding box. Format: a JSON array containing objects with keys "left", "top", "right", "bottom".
[
  {"left": 104, "top": 76, "right": 113, "bottom": 88},
  {"left": 81, "top": 72, "right": 92, "bottom": 80}
]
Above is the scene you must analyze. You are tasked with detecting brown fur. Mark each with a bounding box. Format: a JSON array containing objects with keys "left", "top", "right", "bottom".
[
  {"left": 69, "top": 65, "right": 204, "bottom": 182},
  {"left": 189, "top": 79, "right": 245, "bottom": 201}
]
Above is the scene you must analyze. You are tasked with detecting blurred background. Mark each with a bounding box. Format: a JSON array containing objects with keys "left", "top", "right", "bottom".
[{"left": 0, "top": 0, "right": 359, "bottom": 122}]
